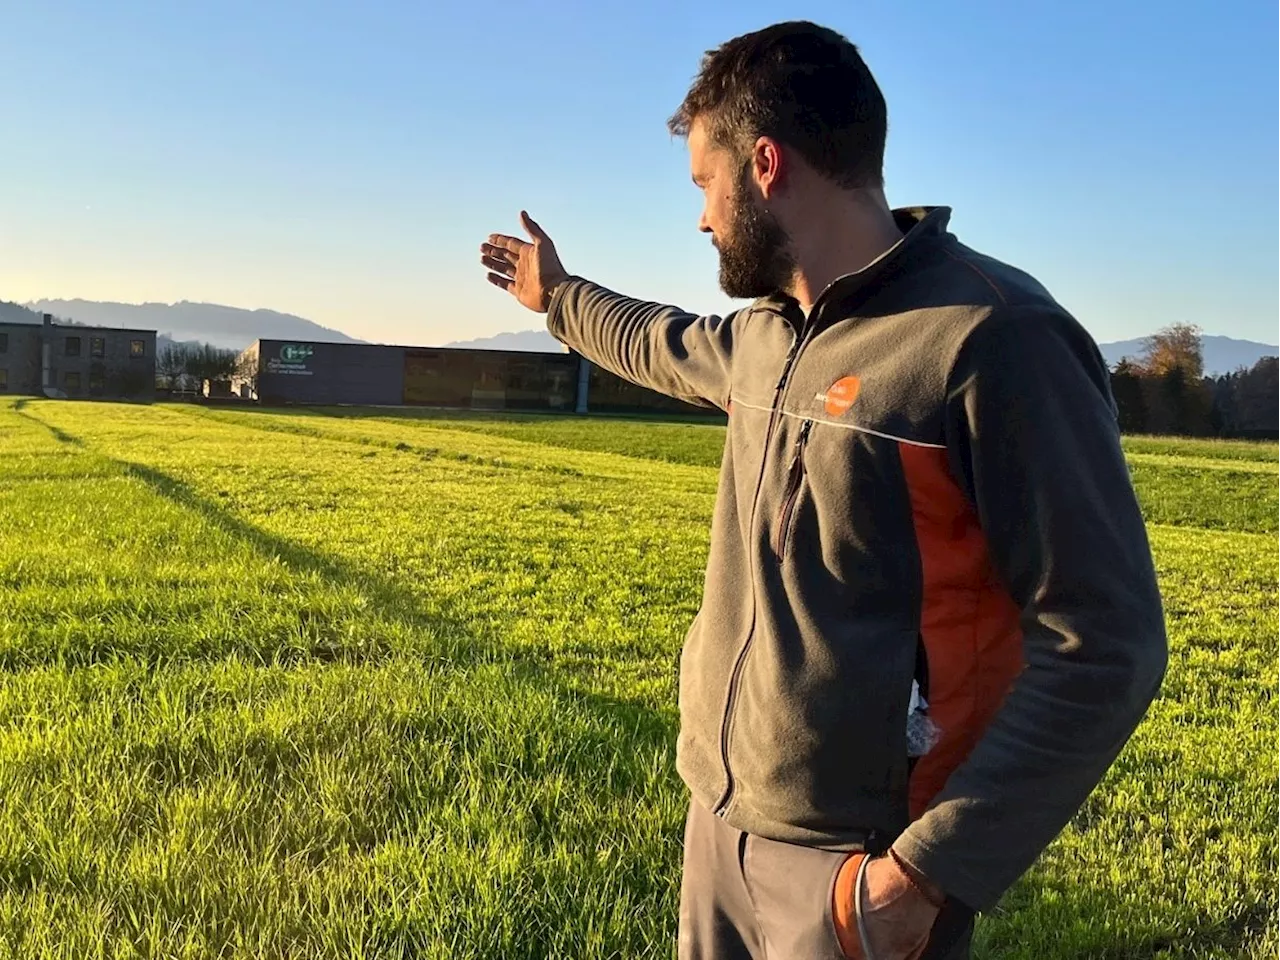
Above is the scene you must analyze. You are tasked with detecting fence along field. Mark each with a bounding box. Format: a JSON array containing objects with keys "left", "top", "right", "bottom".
[{"left": 0, "top": 399, "right": 1274, "bottom": 959}]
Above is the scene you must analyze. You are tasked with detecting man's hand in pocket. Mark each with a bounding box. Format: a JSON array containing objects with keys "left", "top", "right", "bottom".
[{"left": 833, "top": 851, "right": 942, "bottom": 960}]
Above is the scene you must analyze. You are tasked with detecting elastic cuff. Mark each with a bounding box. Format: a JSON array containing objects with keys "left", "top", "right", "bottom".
[
  {"left": 890, "top": 831, "right": 985, "bottom": 914},
  {"left": 545, "top": 275, "right": 586, "bottom": 337}
]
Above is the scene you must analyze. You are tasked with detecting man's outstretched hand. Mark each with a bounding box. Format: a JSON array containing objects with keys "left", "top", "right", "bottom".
[{"left": 480, "top": 212, "right": 570, "bottom": 314}]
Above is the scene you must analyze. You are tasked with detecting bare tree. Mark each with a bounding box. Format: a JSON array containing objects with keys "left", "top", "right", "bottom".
[
  {"left": 156, "top": 343, "right": 189, "bottom": 387},
  {"left": 184, "top": 344, "right": 238, "bottom": 384},
  {"left": 156, "top": 342, "right": 237, "bottom": 393}
]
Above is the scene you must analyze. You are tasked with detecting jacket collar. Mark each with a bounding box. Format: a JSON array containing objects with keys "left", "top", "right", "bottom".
[{"left": 757, "top": 206, "right": 953, "bottom": 320}]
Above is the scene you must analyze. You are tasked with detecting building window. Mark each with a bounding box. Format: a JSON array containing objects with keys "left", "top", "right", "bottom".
[
  {"left": 64, "top": 371, "right": 81, "bottom": 392},
  {"left": 65, "top": 336, "right": 81, "bottom": 357},
  {"left": 89, "top": 369, "right": 105, "bottom": 394},
  {"left": 0, "top": 332, "right": 7, "bottom": 353},
  {"left": 130, "top": 339, "right": 145, "bottom": 358},
  {"left": 0, "top": 368, "right": 7, "bottom": 391},
  {"left": 91, "top": 337, "right": 105, "bottom": 358}
]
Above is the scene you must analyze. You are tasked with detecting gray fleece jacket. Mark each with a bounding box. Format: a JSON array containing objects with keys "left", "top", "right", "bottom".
[{"left": 545, "top": 206, "right": 1168, "bottom": 912}]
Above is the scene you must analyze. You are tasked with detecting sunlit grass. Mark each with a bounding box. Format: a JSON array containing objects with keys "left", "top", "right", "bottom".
[{"left": 0, "top": 398, "right": 1274, "bottom": 958}]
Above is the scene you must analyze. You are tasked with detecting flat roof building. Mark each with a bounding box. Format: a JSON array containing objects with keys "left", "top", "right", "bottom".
[
  {"left": 0, "top": 315, "right": 155, "bottom": 400},
  {"left": 235, "top": 338, "right": 720, "bottom": 417}
]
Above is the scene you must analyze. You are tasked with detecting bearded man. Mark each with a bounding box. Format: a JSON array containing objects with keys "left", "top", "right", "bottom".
[{"left": 479, "top": 20, "right": 1167, "bottom": 960}]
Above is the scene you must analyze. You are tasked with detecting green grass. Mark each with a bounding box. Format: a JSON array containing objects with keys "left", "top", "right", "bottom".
[
  {"left": 0, "top": 398, "right": 1274, "bottom": 958},
  {"left": 1123, "top": 435, "right": 1279, "bottom": 463}
]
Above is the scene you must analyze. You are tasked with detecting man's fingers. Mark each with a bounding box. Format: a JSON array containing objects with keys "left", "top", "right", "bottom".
[
  {"left": 520, "top": 211, "right": 549, "bottom": 243},
  {"left": 481, "top": 241, "right": 520, "bottom": 262},
  {"left": 486, "top": 272, "right": 515, "bottom": 292},
  {"left": 481, "top": 254, "right": 515, "bottom": 277},
  {"left": 487, "top": 233, "right": 529, "bottom": 254}
]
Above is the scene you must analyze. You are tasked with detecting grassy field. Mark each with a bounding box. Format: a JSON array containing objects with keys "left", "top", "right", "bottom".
[{"left": 0, "top": 398, "right": 1274, "bottom": 959}]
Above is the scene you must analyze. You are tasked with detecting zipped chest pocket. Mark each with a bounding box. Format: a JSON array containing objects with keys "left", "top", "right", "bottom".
[{"left": 772, "top": 419, "right": 813, "bottom": 562}]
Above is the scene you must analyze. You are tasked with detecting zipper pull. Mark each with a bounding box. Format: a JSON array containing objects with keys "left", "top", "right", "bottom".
[
  {"left": 773, "top": 418, "right": 814, "bottom": 562},
  {"left": 785, "top": 419, "right": 812, "bottom": 475},
  {"left": 797, "top": 418, "right": 813, "bottom": 446}
]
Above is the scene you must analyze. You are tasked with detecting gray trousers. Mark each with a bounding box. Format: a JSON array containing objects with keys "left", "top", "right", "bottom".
[{"left": 678, "top": 800, "right": 972, "bottom": 960}]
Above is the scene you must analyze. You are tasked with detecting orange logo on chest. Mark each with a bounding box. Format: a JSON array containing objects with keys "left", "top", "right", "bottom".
[{"left": 819, "top": 376, "right": 861, "bottom": 416}]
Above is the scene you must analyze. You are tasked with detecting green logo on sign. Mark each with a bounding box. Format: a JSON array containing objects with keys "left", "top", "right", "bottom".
[{"left": 280, "top": 344, "right": 314, "bottom": 363}]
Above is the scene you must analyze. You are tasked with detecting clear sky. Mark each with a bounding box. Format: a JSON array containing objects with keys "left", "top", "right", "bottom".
[{"left": 2, "top": 1, "right": 1275, "bottom": 346}]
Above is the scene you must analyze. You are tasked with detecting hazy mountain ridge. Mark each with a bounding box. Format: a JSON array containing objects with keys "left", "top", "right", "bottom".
[
  {"left": 1098, "top": 335, "right": 1277, "bottom": 377},
  {"left": 21, "top": 299, "right": 363, "bottom": 352},
  {"left": 1, "top": 301, "right": 54, "bottom": 326},
  {"left": 444, "top": 329, "right": 566, "bottom": 353},
  {"left": 1, "top": 302, "right": 211, "bottom": 357}
]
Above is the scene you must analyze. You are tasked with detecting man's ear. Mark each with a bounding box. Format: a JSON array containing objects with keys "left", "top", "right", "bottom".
[{"left": 752, "top": 136, "right": 786, "bottom": 200}]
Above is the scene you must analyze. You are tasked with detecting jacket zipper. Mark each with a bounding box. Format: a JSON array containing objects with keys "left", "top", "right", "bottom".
[
  {"left": 772, "top": 419, "right": 813, "bottom": 561},
  {"left": 712, "top": 287, "right": 882, "bottom": 818},
  {"left": 713, "top": 323, "right": 803, "bottom": 815}
]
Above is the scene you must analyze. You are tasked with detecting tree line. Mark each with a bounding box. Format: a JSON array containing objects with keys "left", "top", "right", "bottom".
[
  {"left": 156, "top": 342, "right": 239, "bottom": 392},
  {"left": 1110, "top": 324, "right": 1278, "bottom": 438}
]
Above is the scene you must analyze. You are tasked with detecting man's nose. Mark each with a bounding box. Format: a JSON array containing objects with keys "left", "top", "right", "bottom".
[{"left": 698, "top": 210, "right": 712, "bottom": 234}]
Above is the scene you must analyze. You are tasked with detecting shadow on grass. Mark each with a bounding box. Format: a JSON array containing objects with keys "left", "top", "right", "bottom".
[
  {"left": 10, "top": 401, "right": 86, "bottom": 448},
  {"left": 163, "top": 403, "right": 601, "bottom": 478},
  {"left": 167, "top": 402, "right": 726, "bottom": 473},
  {"left": 11, "top": 405, "right": 676, "bottom": 738},
  {"left": 120, "top": 455, "right": 681, "bottom": 798}
]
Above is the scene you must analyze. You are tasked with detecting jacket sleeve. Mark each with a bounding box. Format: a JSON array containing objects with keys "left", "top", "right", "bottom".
[
  {"left": 891, "top": 306, "right": 1169, "bottom": 912},
  {"left": 546, "top": 277, "right": 738, "bottom": 411}
]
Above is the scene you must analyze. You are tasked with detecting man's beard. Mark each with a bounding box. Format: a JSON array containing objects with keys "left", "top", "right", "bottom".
[{"left": 715, "top": 180, "right": 794, "bottom": 300}]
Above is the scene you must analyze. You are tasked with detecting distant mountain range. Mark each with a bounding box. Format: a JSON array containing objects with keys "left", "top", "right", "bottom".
[
  {"left": 19, "top": 299, "right": 363, "bottom": 352},
  {"left": 1098, "top": 335, "right": 1277, "bottom": 376},
  {"left": 1, "top": 302, "right": 201, "bottom": 354},
  {"left": 444, "top": 329, "right": 566, "bottom": 353},
  {"left": 0, "top": 301, "right": 50, "bottom": 327}
]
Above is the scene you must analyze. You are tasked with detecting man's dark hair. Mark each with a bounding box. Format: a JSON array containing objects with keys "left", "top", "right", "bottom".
[{"left": 668, "top": 21, "right": 887, "bottom": 190}]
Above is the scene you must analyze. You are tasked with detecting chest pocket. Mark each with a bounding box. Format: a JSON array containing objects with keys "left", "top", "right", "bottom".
[{"left": 772, "top": 418, "right": 813, "bottom": 561}]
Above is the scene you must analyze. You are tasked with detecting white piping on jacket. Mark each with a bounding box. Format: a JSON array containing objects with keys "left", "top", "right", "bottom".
[{"left": 728, "top": 396, "right": 946, "bottom": 450}]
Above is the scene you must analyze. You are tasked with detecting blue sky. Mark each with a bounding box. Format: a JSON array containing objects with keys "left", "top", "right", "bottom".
[{"left": 1, "top": 0, "right": 1275, "bottom": 346}]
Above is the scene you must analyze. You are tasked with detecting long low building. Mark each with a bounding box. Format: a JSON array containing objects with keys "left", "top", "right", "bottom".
[
  {"left": 234, "top": 338, "right": 720, "bottom": 416},
  {"left": 0, "top": 314, "right": 155, "bottom": 400}
]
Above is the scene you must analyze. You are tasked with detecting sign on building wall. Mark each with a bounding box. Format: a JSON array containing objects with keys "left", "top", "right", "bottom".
[{"left": 266, "top": 343, "right": 315, "bottom": 376}]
